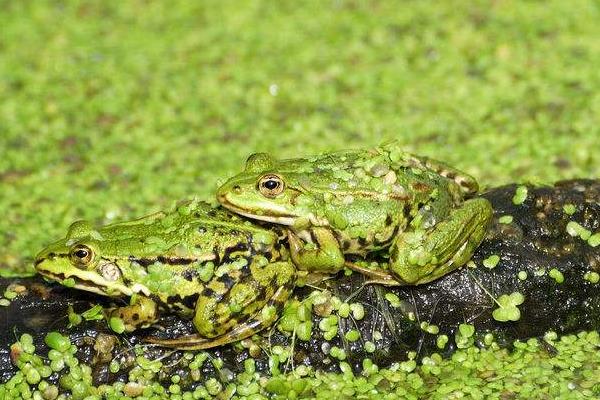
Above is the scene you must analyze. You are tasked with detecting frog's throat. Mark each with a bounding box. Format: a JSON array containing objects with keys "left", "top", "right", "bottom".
[{"left": 218, "top": 199, "right": 297, "bottom": 226}]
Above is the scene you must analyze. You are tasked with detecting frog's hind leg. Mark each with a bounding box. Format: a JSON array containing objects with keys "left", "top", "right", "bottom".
[
  {"left": 390, "top": 197, "right": 493, "bottom": 285},
  {"left": 145, "top": 261, "right": 296, "bottom": 350},
  {"left": 145, "top": 282, "right": 293, "bottom": 350},
  {"left": 344, "top": 261, "right": 403, "bottom": 286}
]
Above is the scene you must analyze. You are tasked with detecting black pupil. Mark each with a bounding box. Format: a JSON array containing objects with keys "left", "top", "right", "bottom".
[
  {"left": 75, "top": 249, "right": 88, "bottom": 259},
  {"left": 263, "top": 179, "right": 279, "bottom": 190}
]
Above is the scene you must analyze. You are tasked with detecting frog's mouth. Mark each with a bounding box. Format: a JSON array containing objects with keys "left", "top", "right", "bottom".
[
  {"left": 36, "top": 269, "right": 135, "bottom": 297},
  {"left": 218, "top": 194, "right": 297, "bottom": 225},
  {"left": 37, "top": 269, "right": 113, "bottom": 296}
]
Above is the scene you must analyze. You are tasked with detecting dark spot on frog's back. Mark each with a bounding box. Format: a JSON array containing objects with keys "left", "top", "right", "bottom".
[
  {"left": 212, "top": 245, "right": 221, "bottom": 264},
  {"left": 201, "top": 287, "right": 219, "bottom": 300},
  {"left": 182, "top": 269, "right": 198, "bottom": 282},
  {"left": 411, "top": 181, "right": 432, "bottom": 193},
  {"left": 222, "top": 242, "right": 249, "bottom": 262},
  {"left": 216, "top": 272, "right": 236, "bottom": 289},
  {"left": 166, "top": 294, "right": 199, "bottom": 311},
  {"left": 130, "top": 257, "right": 155, "bottom": 267},
  {"left": 182, "top": 294, "right": 199, "bottom": 310},
  {"left": 150, "top": 294, "right": 168, "bottom": 309},
  {"left": 157, "top": 256, "right": 195, "bottom": 265},
  {"left": 385, "top": 215, "right": 393, "bottom": 226}
]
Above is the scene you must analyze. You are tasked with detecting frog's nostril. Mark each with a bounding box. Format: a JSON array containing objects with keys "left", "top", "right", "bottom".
[{"left": 233, "top": 185, "right": 241, "bottom": 193}]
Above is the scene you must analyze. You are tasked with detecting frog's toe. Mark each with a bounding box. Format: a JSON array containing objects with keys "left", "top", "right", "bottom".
[
  {"left": 144, "top": 315, "right": 268, "bottom": 350},
  {"left": 144, "top": 334, "right": 217, "bottom": 350}
]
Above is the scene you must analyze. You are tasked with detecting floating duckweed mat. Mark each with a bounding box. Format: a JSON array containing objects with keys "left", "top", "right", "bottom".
[{"left": 2, "top": 331, "right": 600, "bottom": 399}]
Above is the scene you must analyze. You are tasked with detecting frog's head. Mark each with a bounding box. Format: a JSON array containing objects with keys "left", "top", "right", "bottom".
[
  {"left": 217, "top": 152, "right": 320, "bottom": 226},
  {"left": 35, "top": 220, "right": 135, "bottom": 297}
]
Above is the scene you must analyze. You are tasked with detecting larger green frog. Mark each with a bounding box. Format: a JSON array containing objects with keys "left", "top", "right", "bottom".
[
  {"left": 34, "top": 200, "right": 295, "bottom": 350},
  {"left": 217, "top": 142, "right": 493, "bottom": 285}
]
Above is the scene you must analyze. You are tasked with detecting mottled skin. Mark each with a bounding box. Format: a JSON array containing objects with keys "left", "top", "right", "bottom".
[
  {"left": 217, "top": 142, "right": 493, "bottom": 285},
  {"left": 34, "top": 200, "right": 295, "bottom": 350}
]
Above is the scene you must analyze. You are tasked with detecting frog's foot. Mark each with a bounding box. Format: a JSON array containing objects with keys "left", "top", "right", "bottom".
[
  {"left": 144, "top": 281, "right": 293, "bottom": 350},
  {"left": 296, "top": 270, "right": 336, "bottom": 286},
  {"left": 106, "top": 296, "right": 158, "bottom": 332},
  {"left": 288, "top": 228, "right": 345, "bottom": 274},
  {"left": 343, "top": 261, "right": 402, "bottom": 286},
  {"left": 390, "top": 198, "right": 493, "bottom": 285}
]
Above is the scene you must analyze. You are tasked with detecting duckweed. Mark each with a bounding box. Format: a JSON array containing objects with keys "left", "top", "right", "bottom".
[
  {"left": 44, "top": 332, "right": 71, "bottom": 353},
  {"left": 584, "top": 272, "right": 600, "bottom": 284},
  {"left": 549, "top": 268, "right": 565, "bottom": 283},
  {"left": 512, "top": 186, "right": 528, "bottom": 205},
  {"left": 563, "top": 204, "right": 577, "bottom": 215},
  {"left": 364, "top": 341, "right": 376, "bottom": 353},
  {"left": 588, "top": 233, "right": 600, "bottom": 248},
  {"left": 108, "top": 317, "right": 126, "bottom": 334},
  {"left": 384, "top": 293, "right": 401, "bottom": 308},
  {"left": 493, "top": 292, "right": 525, "bottom": 322},
  {"left": 483, "top": 254, "right": 500, "bottom": 269},
  {"left": 350, "top": 303, "right": 365, "bottom": 320},
  {"left": 566, "top": 221, "right": 592, "bottom": 240},
  {"left": 337, "top": 302, "right": 350, "bottom": 318},
  {"left": 518, "top": 271, "right": 528, "bottom": 280},
  {"left": 455, "top": 324, "right": 476, "bottom": 349},
  {"left": 436, "top": 335, "right": 449, "bottom": 349}
]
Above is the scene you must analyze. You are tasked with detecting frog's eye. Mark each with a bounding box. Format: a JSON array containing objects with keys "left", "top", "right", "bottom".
[
  {"left": 258, "top": 174, "right": 284, "bottom": 197},
  {"left": 70, "top": 244, "right": 94, "bottom": 266}
]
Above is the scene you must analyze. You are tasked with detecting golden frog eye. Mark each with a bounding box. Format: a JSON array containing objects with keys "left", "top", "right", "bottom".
[
  {"left": 70, "top": 244, "right": 94, "bottom": 267},
  {"left": 258, "top": 174, "right": 284, "bottom": 198}
]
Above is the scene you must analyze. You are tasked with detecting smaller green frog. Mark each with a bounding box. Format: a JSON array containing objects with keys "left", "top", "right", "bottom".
[
  {"left": 217, "top": 142, "right": 493, "bottom": 285},
  {"left": 35, "top": 200, "right": 295, "bottom": 350}
]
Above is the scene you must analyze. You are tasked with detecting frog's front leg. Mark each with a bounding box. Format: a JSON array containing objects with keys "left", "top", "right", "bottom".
[
  {"left": 146, "top": 261, "right": 296, "bottom": 350},
  {"left": 106, "top": 295, "right": 159, "bottom": 332},
  {"left": 390, "top": 197, "right": 493, "bottom": 285},
  {"left": 287, "top": 227, "right": 345, "bottom": 273}
]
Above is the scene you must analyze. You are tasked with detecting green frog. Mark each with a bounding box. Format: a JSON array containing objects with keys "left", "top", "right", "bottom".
[
  {"left": 34, "top": 200, "right": 295, "bottom": 350},
  {"left": 217, "top": 142, "right": 493, "bottom": 285}
]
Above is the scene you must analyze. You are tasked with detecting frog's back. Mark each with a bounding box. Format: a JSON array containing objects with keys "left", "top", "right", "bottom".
[
  {"left": 96, "top": 201, "right": 279, "bottom": 263},
  {"left": 377, "top": 143, "right": 479, "bottom": 196}
]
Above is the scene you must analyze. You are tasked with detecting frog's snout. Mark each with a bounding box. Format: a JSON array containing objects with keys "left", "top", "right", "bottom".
[
  {"left": 34, "top": 249, "right": 53, "bottom": 268},
  {"left": 216, "top": 183, "right": 242, "bottom": 205},
  {"left": 34, "top": 249, "right": 47, "bottom": 265},
  {"left": 221, "top": 184, "right": 242, "bottom": 195},
  {"left": 34, "top": 257, "right": 44, "bottom": 267},
  {"left": 34, "top": 243, "right": 65, "bottom": 270}
]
